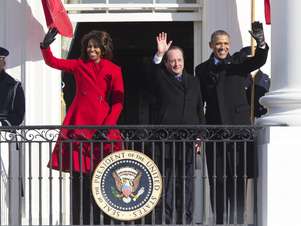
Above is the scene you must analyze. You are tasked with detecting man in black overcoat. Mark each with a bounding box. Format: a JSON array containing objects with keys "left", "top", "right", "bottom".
[
  {"left": 195, "top": 22, "right": 269, "bottom": 224},
  {"left": 148, "top": 32, "right": 205, "bottom": 224},
  {"left": 0, "top": 47, "right": 25, "bottom": 126}
]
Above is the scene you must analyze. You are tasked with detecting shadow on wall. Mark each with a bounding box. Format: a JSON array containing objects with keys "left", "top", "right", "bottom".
[
  {"left": 230, "top": 0, "right": 243, "bottom": 52},
  {"left": 205, "top": 0, "right": 243, "bottom": 54},
  {"left": 1, "top": 0, "right": 45, "bottom": 69}
]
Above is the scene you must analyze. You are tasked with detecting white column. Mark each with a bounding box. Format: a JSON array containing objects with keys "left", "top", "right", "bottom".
[
  {"left": 257, "top": 127, "right": 301, "bottom": 226},
  {"left": 24, "top": 1, "right": 66, "bottom": 224},
  {"left": 255, "top": 2, "right": 301, "bottom": 226},
  {"left": 257, "top": 0, "right": 301, "bottom": 126}
]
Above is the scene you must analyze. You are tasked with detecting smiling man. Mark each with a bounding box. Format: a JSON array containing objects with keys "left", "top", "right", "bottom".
[
  {"left": 195, "top": 22, "right": 268, "bottom": 125},
  {"left": 151, "top": 32, "right": 204, "bottom": 125},
  {"left": 148, "top": 32, "right": 205, "bottom": 224},
  {"left": 195, "top": 21, "right": 269, "bottom": 224}
]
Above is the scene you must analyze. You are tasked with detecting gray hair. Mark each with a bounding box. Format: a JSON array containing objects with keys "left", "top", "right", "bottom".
[{"left": 164, "top": 46, "right": 184, "bottom": 62}]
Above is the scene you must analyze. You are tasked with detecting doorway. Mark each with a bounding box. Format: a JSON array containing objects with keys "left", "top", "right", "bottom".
[{"left": 63, "top": 22, "right": 194, "bottom": 124}]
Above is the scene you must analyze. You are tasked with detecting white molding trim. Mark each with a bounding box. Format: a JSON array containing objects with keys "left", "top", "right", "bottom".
[
  {"left": 65, "top": 1, "right": 204, "bottom": 22},
  {"left": 65, "top": 3, "right": 203, "bottom": 12},
  {"left": 68, "top": 12, "right": 202, "bottom": 22},
  {"left": 193, "top": 21, "right": 202, "bottom": 69},
  {"left": 200, "top": 0, "right": 210, "bottom": 62}
]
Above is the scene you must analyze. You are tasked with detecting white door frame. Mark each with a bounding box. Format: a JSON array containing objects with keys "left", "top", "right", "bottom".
[{"left": 65, "top": 2, "right": 204, "bottom": 73}]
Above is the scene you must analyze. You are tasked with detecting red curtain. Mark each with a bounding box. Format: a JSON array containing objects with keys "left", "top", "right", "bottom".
[
  {"left": 41, "top": 0, "right": 73, "bottom": 37},
  {"left": 264, "top": 0, "right": 271, "bottom": 25}
]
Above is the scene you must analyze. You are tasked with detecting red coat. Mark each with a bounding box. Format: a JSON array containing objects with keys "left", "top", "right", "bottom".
[{"left": 41, "top": 47, "right": 124, "bottom": 173}]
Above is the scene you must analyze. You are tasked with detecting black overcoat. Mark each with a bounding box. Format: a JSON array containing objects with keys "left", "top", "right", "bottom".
[
  {"left": 149, "top": 62, "right": 205, "bottom": 125},
  {"left": 0, "top": 70, "right": 25, "bottom": 126},
  {"left": 147, "top": 61, "right": 205, "bottom": 224},
  {"left": 195, "top": 46, "right": 269, "bottom": 125}
]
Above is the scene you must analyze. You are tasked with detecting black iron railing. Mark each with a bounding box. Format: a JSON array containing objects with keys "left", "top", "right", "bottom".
[{"left": 0, "top": 125, "right": 259, "bottom": 226}]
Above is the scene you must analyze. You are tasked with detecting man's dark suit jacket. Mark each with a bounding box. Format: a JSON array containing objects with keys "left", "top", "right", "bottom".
[
  {"left": 148, "top": 61, "right": 205, "bottom": 224},
  {"left": 149, "top": 62, "right": 205, "bottom": 125},
  {"left": 195, "top": 46, "right": 269, "bottom": 125}
]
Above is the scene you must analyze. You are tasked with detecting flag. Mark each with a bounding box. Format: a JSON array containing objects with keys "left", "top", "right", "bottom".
[
  {"left": 264, "top": 0, "right": 271, "bottom": 25},
  {"left": 41, "top": 0, "right": 73, "bottom": 37}
]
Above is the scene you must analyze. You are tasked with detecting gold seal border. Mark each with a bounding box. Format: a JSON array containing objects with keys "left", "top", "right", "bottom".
[{"left": 92, "top": 150, "right": 162, "bottom": 221}]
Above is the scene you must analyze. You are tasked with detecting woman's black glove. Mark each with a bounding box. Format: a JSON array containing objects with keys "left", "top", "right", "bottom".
[
  {"left": 40, "top": 28, "right": 58, "bottom": 49},
  {"left": 249, "top": 21, "right": 266, "bottom": 48}
]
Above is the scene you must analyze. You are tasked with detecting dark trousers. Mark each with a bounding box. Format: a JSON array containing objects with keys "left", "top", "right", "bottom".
[
  {"left": 71, "top": 172, "right": 100, "bottom": 225},
  {"left": 155, "top": 143, "right": 194, "bottom": 224},
  {"left": 165, "top": 160, "right": 193, "bottom": 224},
  {"left": 71, "top": 173, "right": 135, "bottom": 225},
  {"left": 205, "top": 142, "right": 255, "bottom": 224}
]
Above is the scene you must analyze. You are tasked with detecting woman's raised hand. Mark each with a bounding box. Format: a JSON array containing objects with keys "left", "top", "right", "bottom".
[{"left": 40, "top": 27, "right": 58, "bottom": 49}]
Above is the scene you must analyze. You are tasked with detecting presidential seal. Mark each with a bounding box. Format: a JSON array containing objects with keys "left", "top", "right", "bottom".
[{"left": 92, "top": 150, "right": 162, "bottom": 221}]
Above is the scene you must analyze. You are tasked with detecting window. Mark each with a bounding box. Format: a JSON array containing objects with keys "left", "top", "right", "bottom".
[{"left": 77, "top": 0, "right": 197, "bottom": 3}]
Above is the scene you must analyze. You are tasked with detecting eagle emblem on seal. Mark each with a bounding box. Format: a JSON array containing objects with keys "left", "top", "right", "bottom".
[{"left": 111, "top": 167, "right": 145, "bottom": 203}]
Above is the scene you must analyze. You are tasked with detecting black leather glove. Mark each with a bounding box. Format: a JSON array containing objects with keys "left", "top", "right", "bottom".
[
  {"left": 249, "top": 21, "right": 265, "bottom": 48},
  {"left": 40, "top": 28, "right": 58, "bottom": 49}
]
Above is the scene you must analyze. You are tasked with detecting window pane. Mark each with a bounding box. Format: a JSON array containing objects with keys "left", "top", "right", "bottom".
[
  {"left": 79, "top": 0, "right": 152, "bottom": 3},
  {"left": 78, "top": 0, "right": 196, "bottom": 3},
  {"left": 80, "top": 0, "right": 106, "bottom": 3},
  {"left": 156, "top": 0, "right": 197, "bottom": 3},
  {"left": 109, "top": 0, "right": 152, "bottom": 3}
]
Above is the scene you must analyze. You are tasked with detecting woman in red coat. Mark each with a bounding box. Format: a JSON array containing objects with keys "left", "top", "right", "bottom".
[
  {"left": 41, "top": 28, "right": 124, "bottom": 224},
  {"left": 40, "top": 28, "right": 124, "bottom": 173}
]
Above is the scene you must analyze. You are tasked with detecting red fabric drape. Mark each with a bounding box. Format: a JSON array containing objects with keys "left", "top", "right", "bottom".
[
  {"left": 41, "top": 0, "right": 73, "bottom": 37},
  {"left": 264, "top": 0, "right": 271, "bottom": 25}
]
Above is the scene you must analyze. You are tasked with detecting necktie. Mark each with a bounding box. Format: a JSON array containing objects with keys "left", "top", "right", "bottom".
[{"left": 176, "top": 75, "right": 182, "bottom": 81}]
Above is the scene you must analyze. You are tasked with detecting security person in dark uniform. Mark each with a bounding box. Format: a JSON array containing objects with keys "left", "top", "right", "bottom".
[
  {"left": 0, "top": 47, "right": 25, "bottom": 126},
  {"left": 239, "top": 46, "right": 270, "bottom": 118}
]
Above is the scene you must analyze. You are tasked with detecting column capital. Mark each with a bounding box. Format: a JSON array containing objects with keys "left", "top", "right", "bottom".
[{"left": 256, "top": 89, "right": 301, "bottom": 126}]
